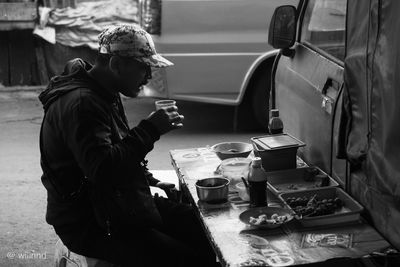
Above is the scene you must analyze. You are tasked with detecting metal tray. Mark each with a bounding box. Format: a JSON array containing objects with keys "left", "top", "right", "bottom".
[
  {"left": 267, "top": 166, "right": 339, "bottom": 195},
  {"left": 279, "top": 187, "right": 364, "bottom": 227}
]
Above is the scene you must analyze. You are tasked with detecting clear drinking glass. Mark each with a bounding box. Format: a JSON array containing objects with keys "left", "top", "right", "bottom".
[
  {"left": 155, "top": 100, "right": 182, "bottom": 126},
  {"left": 155, "top": 99, "right": 176, "bottom": 110}
]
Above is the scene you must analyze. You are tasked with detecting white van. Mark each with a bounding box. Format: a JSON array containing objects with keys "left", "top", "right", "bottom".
[{"left": 137, "top": 0, "right": 298, "bottom": 128}]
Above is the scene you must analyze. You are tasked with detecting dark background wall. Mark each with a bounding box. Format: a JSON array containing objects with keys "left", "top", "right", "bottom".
[
  {"left": 0, "top": 0, "right": 99, "bottom": 87},
  {"left": 0, "top": 30, "right": 40, "bottom": 86}
]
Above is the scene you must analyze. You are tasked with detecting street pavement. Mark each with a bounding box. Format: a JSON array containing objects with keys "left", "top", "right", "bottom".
[{"left": 0, "top": 90, "right": 263, "bottom": 266}]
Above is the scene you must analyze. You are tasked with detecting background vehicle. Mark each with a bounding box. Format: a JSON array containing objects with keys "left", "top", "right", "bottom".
[
  {"left": 137, "top": 0, "right": 298, "bottom": 129},
  {"left": 269, "top": 0, "right": 400, "bottom": 249}
]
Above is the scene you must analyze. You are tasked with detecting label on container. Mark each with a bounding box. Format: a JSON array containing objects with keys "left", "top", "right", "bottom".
[{"left": 301, "top": 233, "right": 353, "bottom": 248}]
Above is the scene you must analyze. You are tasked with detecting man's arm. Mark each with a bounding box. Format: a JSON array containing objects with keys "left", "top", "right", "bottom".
[{"left": 64, "top": 93, "right": 160, "bottom": 186}]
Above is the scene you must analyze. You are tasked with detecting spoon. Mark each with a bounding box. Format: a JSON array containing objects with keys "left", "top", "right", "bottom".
[{"left": 241, "top": 177, "right": 249, "bottom": 188}]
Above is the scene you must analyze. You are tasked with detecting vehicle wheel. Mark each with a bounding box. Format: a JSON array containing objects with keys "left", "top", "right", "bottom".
[
  {"left": 251, "top": 73, "right": 270, "bottom": 130},
  {"left": 237, "top": 66, "right": 271, "bottom": 131}
]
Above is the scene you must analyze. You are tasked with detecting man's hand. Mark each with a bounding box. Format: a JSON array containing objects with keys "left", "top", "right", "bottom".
[
  {"left": 156, "top": 181, "right": 178, "bottom": 200},
  {"left": 146, "top": 106, "right": 184, "bottom": 135},
  {"left": 156, "top": 181, "right": 175, "bottom": 191}
]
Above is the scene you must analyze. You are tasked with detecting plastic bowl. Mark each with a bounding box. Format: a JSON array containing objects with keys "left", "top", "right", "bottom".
[
  {"left": 212, "top": 142, "right": 253, "bottom": 160},
  {"left": 195, "top": 177, "right": 230, "bottom": 204},
  {"left": 220, "top": 157, "right": 252, "bottom": 187}
]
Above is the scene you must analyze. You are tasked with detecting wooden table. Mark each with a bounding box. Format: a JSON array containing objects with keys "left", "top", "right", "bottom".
[{"left": 170, "top": 147, "right": 392, "bottom": 267}]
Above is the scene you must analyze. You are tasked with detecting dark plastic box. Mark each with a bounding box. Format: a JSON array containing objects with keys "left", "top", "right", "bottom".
[
  {"left": 251, "top": 133, "right": 305, "bottom": 171},
  {"left": 267, "top": 166, "right": 339, "bottom": 195},
  {"left": 279, "top": 187, "right": 364, "bottom": 227}
]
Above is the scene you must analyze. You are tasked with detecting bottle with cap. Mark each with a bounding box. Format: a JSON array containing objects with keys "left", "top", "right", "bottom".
[
  {"left": 268, "top": 109, "right": 284, "bottom": 134},
  {"left": 248, "top": 157, "right": 267, "bottom": 207}
]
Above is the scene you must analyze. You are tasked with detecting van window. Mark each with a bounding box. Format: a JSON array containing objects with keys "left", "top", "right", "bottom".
[{"left": 301, "top": 0, "right": 346, "bottom": 62}]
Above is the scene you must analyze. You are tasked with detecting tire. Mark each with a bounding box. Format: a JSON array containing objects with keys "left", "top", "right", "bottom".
[
  {"left": 237, "top": 63, "right": 272, "bottom": 131},
  {"left": 251, "top": 73, "right": 271, "bottom": 130}
]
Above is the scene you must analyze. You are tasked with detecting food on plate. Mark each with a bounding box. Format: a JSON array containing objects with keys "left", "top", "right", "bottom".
[
  {"left": 285, "top": 194, "right": 343, "bottom": 217},
  {"left": 249, "top": 213, "right": 290, "bottom": 225}
]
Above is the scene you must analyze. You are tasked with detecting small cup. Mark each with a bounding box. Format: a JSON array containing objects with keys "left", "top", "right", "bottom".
[
  {"left": 155, "top": 99, "right": 176, "bottom": 110},
  {"left": 236, "top": 182, "right": 250, "bottom": 201}
]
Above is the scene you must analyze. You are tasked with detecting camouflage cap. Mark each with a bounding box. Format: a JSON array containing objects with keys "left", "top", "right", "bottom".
[{"left": 98, "top": 24, "right": 173, "bottom": 68}]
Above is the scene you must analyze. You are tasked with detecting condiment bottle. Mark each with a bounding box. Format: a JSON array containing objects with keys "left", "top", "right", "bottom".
[
  {"left": 268, "top": 109, "right": 283, "bottom": 134},
  {"left": 248, "top": 157, "right": 267, "bottom": 207}
]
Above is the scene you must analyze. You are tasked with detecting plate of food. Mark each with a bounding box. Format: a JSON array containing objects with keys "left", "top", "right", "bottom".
[{"left": 239, "top": 207, "right": 294, "bottom": 229}]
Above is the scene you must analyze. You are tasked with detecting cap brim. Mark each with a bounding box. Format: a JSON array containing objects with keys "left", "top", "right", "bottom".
[{"left": 139, "top": 54, "right": 174, "bottom": 68}]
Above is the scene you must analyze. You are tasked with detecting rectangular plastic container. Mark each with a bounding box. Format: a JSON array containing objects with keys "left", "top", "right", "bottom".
[
  {"left": 279, "top": 187, "right": 364, "bottom": 227},
  {"left": 251, "top": 133, "right": 305, "bottom": 172},
  {"left": 267, "top": 166, "right": 339, "bottom": 195}
]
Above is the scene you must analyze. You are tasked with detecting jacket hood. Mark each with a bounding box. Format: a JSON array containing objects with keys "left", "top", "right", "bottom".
[{"left": 38, "top": 58, "right": 94, "bottom": 111}]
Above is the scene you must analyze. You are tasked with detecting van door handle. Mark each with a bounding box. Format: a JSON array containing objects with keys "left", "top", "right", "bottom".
[
  {"left": 321, "top": 77, "right": 341, "bottom": 114},
  {"left": 322, "top": 96, "right": 333, "bottom": 114}
]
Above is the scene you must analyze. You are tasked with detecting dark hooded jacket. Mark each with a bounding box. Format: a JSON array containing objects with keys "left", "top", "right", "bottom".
[{"left": 38, "top": 58, "right": 162, "bottom": 231}]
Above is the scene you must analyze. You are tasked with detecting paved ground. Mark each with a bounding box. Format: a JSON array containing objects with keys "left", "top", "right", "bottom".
[{"left": 0, "top": 90, "right": 263, "bottom": 266}]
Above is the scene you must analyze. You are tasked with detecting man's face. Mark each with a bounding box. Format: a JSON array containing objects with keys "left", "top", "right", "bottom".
[{"left": 114, "top": 57, "right": 152, "bottom": 97}]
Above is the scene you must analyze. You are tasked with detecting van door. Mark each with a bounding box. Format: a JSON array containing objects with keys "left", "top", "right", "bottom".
[{"left": 275, "top": 0, "right": 347, "bottom": 186}]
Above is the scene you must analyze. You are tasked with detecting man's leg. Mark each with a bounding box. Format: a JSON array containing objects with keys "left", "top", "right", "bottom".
[
  {"left": 154, "top": 196, "right": 219, "bottom": 266},
  {"left": 56, "top": 218, "right": 209, "bottom": 267}
]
